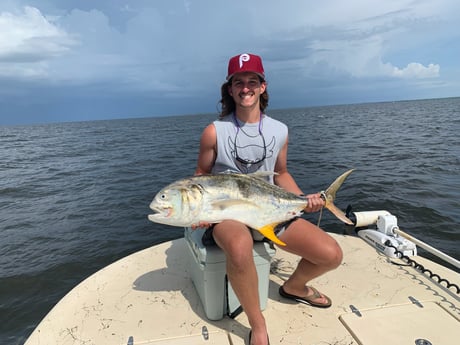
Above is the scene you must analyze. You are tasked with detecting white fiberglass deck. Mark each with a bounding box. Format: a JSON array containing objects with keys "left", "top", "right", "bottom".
[{"left": 25, "top": 233, "right": 460, "bottom": 345}]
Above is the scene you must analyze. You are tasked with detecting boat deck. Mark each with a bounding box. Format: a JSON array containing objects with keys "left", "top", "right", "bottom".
[{"left": 25, "top": 233, "right": 460, "bottom": 345}]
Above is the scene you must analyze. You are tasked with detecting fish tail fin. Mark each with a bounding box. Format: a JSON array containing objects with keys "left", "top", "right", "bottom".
[
  {"left": 258, "top": 223, "right": 286, "bottom": 246},
  {"left": 322, "top": 169, "right": 354, "bottom": 225}
]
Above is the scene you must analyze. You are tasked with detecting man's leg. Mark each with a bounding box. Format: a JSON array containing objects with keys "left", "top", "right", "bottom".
[
  {"left": 278, "top": 218, "right": 343, "bottom": 304},
  {"left": 212, "top": 220, "right": 268, "bottom": 345}
]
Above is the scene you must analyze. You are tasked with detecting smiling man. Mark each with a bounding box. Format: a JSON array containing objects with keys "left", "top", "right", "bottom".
[{"left": 194, "top": 53, "right": 341, "bottom": 345}]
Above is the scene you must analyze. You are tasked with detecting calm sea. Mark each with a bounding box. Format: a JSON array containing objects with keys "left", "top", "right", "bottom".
[{"left": 1, "top": 97, "right": 459, "bottom": 344}]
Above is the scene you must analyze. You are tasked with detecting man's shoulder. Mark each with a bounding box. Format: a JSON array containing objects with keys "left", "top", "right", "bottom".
[
  {"left": 263, "top": 114, "right": 288, "bottom": 131},
  {"left": 213, "top": 114, "right": 231, "bottom": 121}
]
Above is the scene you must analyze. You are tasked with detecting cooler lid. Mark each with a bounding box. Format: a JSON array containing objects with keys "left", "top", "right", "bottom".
[{"left": 184, "top": 227, "right": 226, "bottom": 264}]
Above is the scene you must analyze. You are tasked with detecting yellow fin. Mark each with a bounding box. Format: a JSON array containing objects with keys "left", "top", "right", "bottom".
[{"left": 257, "top": 223, "right": 286, "bottom": 246}]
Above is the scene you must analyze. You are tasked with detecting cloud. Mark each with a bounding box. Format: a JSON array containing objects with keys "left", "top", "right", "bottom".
[
  {"left": 306, "top": 36, "right": 441, "bottom": 80},
  {"left": 0, "top": 0, "right": 458, "bottom": 125},
  {"left": 1, "top": 2, "right": 449, "bottom": 84},
  {"left": 0, "top": 6, "right": 76, "bottom": 78},
  {"left": 389, "top": 62, "right": 440, "bottom": 79}
]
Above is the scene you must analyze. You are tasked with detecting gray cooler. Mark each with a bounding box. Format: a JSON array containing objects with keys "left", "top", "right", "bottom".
[{"left": 184, "top": 227, "right": 276, "bottom": 320}]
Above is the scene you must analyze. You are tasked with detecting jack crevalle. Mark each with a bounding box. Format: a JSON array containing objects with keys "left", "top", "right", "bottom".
[{"left": 148, "top": 169, "right": 354, "bottom": 246}]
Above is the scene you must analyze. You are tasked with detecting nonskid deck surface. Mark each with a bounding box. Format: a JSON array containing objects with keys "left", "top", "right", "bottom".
[{"left": 25, "top": 233, "right": 460, "bottom": 345}]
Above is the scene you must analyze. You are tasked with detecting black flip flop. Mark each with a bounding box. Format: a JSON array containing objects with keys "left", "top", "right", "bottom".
[
  {"left": 248, "top": 330, "right": 270, "bottom": 345},
  {"left": 279, "top": 285, "right": 332, "bottom": 308}
]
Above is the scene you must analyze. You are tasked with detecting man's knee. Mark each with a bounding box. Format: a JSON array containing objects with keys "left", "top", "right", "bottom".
[
  {"left": 213, "top": 222, "right": 254, "bottom": 261},
  {"left": 327, "top": 241, "right": 343, "bottom": 269}
]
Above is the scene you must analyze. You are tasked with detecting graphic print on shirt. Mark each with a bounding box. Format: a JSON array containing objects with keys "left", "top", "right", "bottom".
[{"left": 227, "top": 129, "right": 276, "bottom": 173}]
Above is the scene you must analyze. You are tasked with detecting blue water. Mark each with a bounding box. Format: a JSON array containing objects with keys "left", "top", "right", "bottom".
[{"left": 1, "top": 97, "right": 459, "bottom": 344}]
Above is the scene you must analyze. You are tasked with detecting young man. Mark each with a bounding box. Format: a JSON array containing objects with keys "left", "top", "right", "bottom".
[{"left": 194, "top": 53, "right": 342, "bottom": 345}]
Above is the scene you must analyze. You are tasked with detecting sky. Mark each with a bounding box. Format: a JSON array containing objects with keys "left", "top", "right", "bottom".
[{"left": 0, "top": 0, "right": 459, "bottom": 125}]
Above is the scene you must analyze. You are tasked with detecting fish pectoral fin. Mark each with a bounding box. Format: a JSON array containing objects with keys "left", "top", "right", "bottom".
[
  {"left": 211, "top": 199, "right": 258, "bottom": 211},
  {"left": 249, "top": 171, "right": 278, "bottom": 178},
  {"left": 257, "top": 223, "right": 286, "bottom": 246}
]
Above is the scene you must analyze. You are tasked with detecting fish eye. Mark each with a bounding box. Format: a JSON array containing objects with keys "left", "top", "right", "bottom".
[{"left": 160, "top": 194, "right": 167, "bottom": 200}]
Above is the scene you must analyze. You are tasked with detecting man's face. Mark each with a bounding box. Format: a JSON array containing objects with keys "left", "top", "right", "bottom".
[{"left": 229, "top": 72, "right": 266, "bottom": 108}]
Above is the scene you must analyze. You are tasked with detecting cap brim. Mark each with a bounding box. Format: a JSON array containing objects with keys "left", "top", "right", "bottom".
[{"left": 226, "top": 72, "right": 265, "bottom": 81}]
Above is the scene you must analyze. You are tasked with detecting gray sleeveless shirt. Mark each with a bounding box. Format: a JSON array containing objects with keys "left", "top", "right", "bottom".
[{"left": 212, "top": 113, "right": 288, "bottom": 183}]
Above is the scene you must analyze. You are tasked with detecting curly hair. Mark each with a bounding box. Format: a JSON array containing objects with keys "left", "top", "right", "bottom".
[{"left": 218, "top": 78, "right": 269, "bottom": 119}]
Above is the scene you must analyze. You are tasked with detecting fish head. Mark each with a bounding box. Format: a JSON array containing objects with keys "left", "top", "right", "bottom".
[{"left": 148, "top": 180, "right": 204, "bottom": 226}]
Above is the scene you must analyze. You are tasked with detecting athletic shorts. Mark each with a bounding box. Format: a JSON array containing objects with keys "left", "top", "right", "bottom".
[{"left": 201, "top": 217, "right": 299, "bottom": 246}]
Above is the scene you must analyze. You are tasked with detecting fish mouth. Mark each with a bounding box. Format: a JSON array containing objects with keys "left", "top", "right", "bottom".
[{"left": 148, "top": 206, "right": 172, "bottom": 220}]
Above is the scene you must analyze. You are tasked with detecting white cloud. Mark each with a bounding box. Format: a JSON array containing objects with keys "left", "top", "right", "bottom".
[
  {"left": 389, "top": 62, "right": 440, "bottom": 79},
  {"left": 1, "top": 2, "right": 453, "bottom": 84},
  {"left": 0, "top": 0, "right": 458, "bottom": 124},
  {"left": 275, "top": 0, "right": 455, "bottom": 82},
  {"left": 0, "top": 6, "right": 76, "bottom": 78},
  {"left": 306, "top": 35, "right": 441, "bottom": 80}
]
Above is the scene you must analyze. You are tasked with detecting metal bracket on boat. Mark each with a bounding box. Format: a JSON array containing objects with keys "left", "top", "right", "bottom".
[
  {"left": 202, "top": 326, "right": 209, "bottom": 340},
  {"left": 408, "top": 296, "right": 424, "bottom": 308},
  {"left": 349, "top": 304, "right": 362, "bottom": 317}
]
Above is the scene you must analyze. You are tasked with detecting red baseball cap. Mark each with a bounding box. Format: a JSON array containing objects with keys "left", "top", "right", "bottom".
[{"left": 226, "top": 53, "right": 265, "bottom": 80}]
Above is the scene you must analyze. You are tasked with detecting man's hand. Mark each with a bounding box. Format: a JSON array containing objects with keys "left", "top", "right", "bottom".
[
  {"left": 303, "top": 193, "right": 325, "bottom": 213},
  {"left": 191, "top": 222, "right": 211, "bottom": 230}
]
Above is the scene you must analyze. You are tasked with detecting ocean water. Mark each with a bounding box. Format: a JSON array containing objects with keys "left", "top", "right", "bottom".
[{"left": 1, "top": 97, "right": 459, "bottom": 344}]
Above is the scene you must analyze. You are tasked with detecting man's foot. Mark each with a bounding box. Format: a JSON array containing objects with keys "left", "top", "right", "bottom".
[
  {"left": 248, "top": 330, "right": 270, "bottom": 345},
  {"left": 279, "top": 285, "right": 332, "bottom": 308}
]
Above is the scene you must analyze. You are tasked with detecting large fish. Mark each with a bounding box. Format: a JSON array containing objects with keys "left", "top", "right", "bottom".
[{"left": 148, "top": 169, "right": 354, "bottom": 246}]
